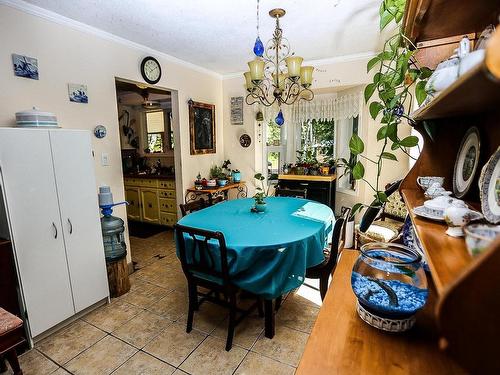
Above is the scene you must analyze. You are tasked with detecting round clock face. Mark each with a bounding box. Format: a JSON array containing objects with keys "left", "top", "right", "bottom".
[{"left": 141, "top": 56, "right": 161, "bottom": 84}]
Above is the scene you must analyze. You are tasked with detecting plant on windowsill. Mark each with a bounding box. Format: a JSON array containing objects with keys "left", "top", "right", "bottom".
[{"left": 340, "top": 0, "right": 432, "bottom": 220}]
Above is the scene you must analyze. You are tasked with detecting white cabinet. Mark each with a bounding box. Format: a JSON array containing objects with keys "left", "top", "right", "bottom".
[{"left": 0, "top": 128, "right": 109, "bottom": 338}]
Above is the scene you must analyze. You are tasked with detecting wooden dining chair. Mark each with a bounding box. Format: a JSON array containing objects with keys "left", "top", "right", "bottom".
[
  {"left": 305, "top": 208, "right": 350, "bottom": 301},
  {"left": 175, "top": 224, "right": 263, "bottom": 351},
  {"left": 275, "top": 187, "right": 308, "bottom": 199},
  {"left": 208, "top": 196, "right": 224, "bottom": 206},
  {"left": 179, "top": 198, "right": 207, "bottom": 217},
  {"left": 0, "top": 308, "right": 24, "bottom": 375}
]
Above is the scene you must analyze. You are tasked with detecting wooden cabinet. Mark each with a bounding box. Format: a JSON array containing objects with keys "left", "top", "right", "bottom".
[
  {"left": 277, "top": 175, "right": 336, "bottom": 210},
  {"left": 124, "top": 177, "right": 177, "bottom": 227},
  {"left": 140, "top": 189, "right": 160, "bottom": 223},
  {"left": 0, "top": 129, "right": 108, "bottom": 339},
  {"left": 125, "top": 187, "right": 141, "bottom": 221}
]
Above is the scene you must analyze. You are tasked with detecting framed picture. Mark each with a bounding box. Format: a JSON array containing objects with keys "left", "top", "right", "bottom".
[
  {"left": 189, "top": 101, "right": 216, "bottom": 155},
  {"left": 68, "top": 83, "right": 89, "bottom": 104},
  {"left": 230, "top": 96, "right": 244, "bottom": 125},
  {"left": 12, "top": 54, "right": 39, "bottom": 80}
]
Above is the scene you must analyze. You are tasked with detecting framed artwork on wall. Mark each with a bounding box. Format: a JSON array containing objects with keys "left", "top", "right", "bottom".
[
  {"left": 12, "top": 54, "right": 39, "bottom": 80},
  {"left": 189, "top": 100, "right": 216, "bottom": 155},
  {"left": 230, "top": 96, "right": 244, "bottom": 125},
  {"left": 68, "top": 83, "right": 89, "bottom": 103}
]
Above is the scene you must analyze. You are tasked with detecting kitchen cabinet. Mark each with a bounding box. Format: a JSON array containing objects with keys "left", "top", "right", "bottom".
[
  {"left": 277, "top": 174, "right": 337, "bottom": 210},
  {"left": 124, "top": 177, "right": 177, "bottom": 226},
  {"left": 0, "top": 128, "right": 108, "bottom": 339}
]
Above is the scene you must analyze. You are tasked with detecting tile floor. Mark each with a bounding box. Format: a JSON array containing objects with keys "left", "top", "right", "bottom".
[{"left": 1, "top": 230, "right": 323, "bottom": 375}]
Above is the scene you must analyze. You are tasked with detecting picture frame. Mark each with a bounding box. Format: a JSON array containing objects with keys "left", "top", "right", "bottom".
[
  {"left": 12, "top": 53, "right": 39, "bottom": 80},
  {"left": 68, "top": 83, "right": 89, "bottom": 104},
  {"left": 230, "top": 96, "right": 244, "bottom": 125},
  {"left": 189, "top": 101, "right": 216, "bottom": 155}
]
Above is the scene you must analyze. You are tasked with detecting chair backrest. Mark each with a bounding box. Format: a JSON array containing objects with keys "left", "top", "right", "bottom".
[
  {"left": 275, "top": 187, "right": 307, "bottom": 199},
  {"left": 323, "top": 208, "right": 350, "bottom": 272},
  {"left": 180, "top": 198, "right": 206, "bottom": 217},
  {"left": 175, "top": 224, "right": 230, "bottom": 287},
  {"left": 209, "top": 196, "right": 224, "bottom": 206}
]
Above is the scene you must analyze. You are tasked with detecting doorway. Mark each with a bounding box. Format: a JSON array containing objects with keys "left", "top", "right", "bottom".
[{"left": 114, "top": 78, "right": 181, "bottom": 271}]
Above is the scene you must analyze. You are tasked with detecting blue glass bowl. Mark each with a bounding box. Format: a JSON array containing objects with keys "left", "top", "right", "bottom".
[{"left": 351, "top": 242, "right": 428, "bottom": 319}]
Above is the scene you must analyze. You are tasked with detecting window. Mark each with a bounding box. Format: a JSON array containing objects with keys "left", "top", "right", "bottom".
[
  {"left": 146, "top": 111, "right": 165, "bottom": 153},
  {"left": 337, "top": 116, "right": 359, "bottom": 191},
  {"left": 299, "top": 119, "right": 335, "bottom": 164},
  {"left": 264, "top": 120, "right": 284, "bottom": 180}
]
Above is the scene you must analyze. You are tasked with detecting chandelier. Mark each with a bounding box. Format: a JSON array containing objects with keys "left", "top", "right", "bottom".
[{"left": 244, "top": 6, "right": 314, "bottom": 125}]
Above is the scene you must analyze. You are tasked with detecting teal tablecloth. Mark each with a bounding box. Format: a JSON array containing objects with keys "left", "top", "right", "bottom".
[{"left": 176, "top": 197, "right": 334, "bottom": 299}]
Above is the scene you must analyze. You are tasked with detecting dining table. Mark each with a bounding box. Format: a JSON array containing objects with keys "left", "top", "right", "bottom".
[{"left": 176, "top": 196, "right": 334, "bottom": 338}]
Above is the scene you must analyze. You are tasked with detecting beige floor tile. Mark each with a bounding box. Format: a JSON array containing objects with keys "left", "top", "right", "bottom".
[
  {"left": 112, "top": 351, "right": 175, "bottom": 375},
  {"left": 37, "top": 319, "right": 106, "bottom": 364},
  {"left": 66, "top": 335, "right": 137, "bottom": 375},
  {"left": 171, "top": 370, "right": 190, "bottom": 375},
  {"left": 234, "top": 352, "right": 295, "bottom": 375},
  {"left": 178, "top": 302, "right": 228, "bottom": 334},
  {"left": 212, "top": 313, "right": 264, "bottom": 349},
  {"left": 8, "top": 350, "right": 59, "bottom": 375},
  {"left": 252, "top": 326, "right": 309, "bottom": 367},
  {"left": 147, "top": 290, "right": 187, "bottom": 321},
  {"left": 83, "top": 300, "right": 143, "bottom": 332},
  {"left": 179, "top": 336, "right": 247, "bottom": 375},
  {"left": 51, "top": 368, "right": 71, "bottom": 374},
  {"left": 143, "top": 322, "right": 206, "bottom": 367},
  {"left": 112, "top": 310, "right": 171, "bottom": 348},
  {"left": 120, "top": 282, "right": 170, "bottom": 309},
  {"left": 276, "top": 300, "right": 320, "bottom": 333}
]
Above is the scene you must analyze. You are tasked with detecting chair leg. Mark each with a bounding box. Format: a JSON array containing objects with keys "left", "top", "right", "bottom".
[
  {"left": 320, "top": 274, "right": 329, "bottom": 301},
  {"left": 186, "top": 282, "right": 197, "bottom": 332},
  {"left": 5, "top": 349, "right": 22, "bottom": 375},
  {"left": 264, "top": 299, "right": 275, "bottom": 338},
  {"left": 226, "top": 293, "right": 237, "bottom": 351},
  {"left": 0, "top": 356, "right": 7, "bottom": 373}
]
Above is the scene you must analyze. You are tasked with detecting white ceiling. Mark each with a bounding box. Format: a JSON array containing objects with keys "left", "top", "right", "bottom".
[{"left": 22, "top": 0, "right": 385, "bottom": 75}]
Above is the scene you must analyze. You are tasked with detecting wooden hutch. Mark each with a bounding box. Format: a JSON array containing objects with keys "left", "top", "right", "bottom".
[{"left": 298, "top": 1, "right": 500, "bottom": 374}]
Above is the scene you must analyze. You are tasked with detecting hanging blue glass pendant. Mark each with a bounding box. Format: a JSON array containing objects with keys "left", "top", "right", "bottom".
[
  {"left": 253, "top": 36, "right": 264, "bottom": 57},
  {"left": 275, "top": 110, "right": 284, "bottom": 126}
]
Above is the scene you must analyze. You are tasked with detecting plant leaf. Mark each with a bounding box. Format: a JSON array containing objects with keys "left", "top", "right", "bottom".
[
  {"left": 377, "top": 125, "right": 388, "bottom": 141},
  {"left": 369, "top": 102, "right": 384, "bottom": 120},
  {"left": 352, "top": 161, "right": 365, "bottom": 180},
  {"left": 391, "top": 141, "right": 400, "bottom": 150},
  {"left": 381, "top": 152, "right": 398, "bottom": 161},
  {"left": 387, "top": 122, "right": 398, "bottom": 142},
  {"left": 364, "top": 83, "right": 376, "bottom": 103},
  {"left": 375, "top": 191, "right": 389, "bottom": 203},
  {"left": 367, "top": 56, "right": 380, "bottom": 72},
  {"left": 373, "top": 72, "right": 382, "bottom": 84},
  {"left": 380, "top": 10, "right": 394, "bottom": 30},
  {"left": 419, "top": 67, "right": 433, "bottom": 79},
  {"left": 415, "top": 80, "right": 428, "bottom": 105},
  {"left": 399, "top": 135, "right": 419, "bottom": 147},
  {"left": 349, "top": 134, "right": 365, "bottom": 155},
  {"left": 350, "top": 203, "right": 364, "bottom": 220}
]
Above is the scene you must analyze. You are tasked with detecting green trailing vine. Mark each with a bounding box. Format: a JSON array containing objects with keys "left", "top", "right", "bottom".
[{"left": 340, "top": 0, "right": 432, "bottom": 218}]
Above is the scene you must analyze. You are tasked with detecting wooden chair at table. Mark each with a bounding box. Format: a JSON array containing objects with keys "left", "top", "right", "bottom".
[
  {"left": 207, "top": 196, "right": 224, "bottom": 206},
  {"left": 175, "top": 224, "right": 263, "bottom": 351},
  {"left": 0, "top": 308, "right": 24, "bottom": 375},
  {"left": 305, "top": 208, "right": 350, "bottom": 301},
  {"left": 275, "top": 187, "right": 308, "bottom": 199},
  {"left": 180, "top": 198, "right": 207, "bottom": 217}
]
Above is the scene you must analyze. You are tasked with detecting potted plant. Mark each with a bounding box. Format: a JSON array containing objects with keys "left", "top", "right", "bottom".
[
  {"left": 252, "top": 173, "right": 270, "bottom": 212},
  {"left": 217, "top": 171, "right": 228, "bottom": 186},
  {"left": 208, "top": 165, "right": 221, "bottom": 187},
  {"left": 194, "top": 172, "right": 203, "bottom": 190},
  {"left": 222, "top": 160, "right": 233, "bottom": 183}
]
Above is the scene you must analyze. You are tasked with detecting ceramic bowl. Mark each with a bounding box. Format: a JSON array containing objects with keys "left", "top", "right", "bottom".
[
  {"left": 417, "top": 176, "right": 444, "bottom": 191},
  {"left": 425, "top": 58, "right": 459, "bottom": 93},
  {"left": 444, "top": 206, "right": 483, "bottom": 237},
  {"left": 424, "top": 182, "right": 452, "bottom": 199},
  {"left": 459, "top": 50, "right": 485, "bottom": 76},
  {"left": 464, "top": 224, "right": 500, "bottom": 256},
  {"left": 16, "top": 107, "right": 58, "bottom": 127},
  {"left": 423, "top": 196, "right": 466, "bottom": 217}
]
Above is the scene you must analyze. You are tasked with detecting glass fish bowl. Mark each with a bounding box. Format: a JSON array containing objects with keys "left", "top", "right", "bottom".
[{"left": 351, "top": 242, "right": 428, "bottom": 332}]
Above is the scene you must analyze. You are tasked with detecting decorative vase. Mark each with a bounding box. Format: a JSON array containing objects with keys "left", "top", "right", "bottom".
[
  {"left": 232, "top": 171, "right": 241, "bottom": 182},
  {"left": 255, "top": 202, "right": 266, "bottom": 212},
  {"left": 351, "top": 243, "right": 428, "bottom": 332}
]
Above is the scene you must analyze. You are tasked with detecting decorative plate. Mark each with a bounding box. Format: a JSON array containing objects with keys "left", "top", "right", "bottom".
[
  {"left": 239, "top": 134, "right": 252, "bottom": 148},
  {"left": 453, "top": 127, "right": 480, "bottom": 198},
  {"left": 479, "top": 147, "right": 500, "bottom": 223},
  {"left": 94, "top": 125, "right": 107, "bottom": 139},
  {"left": 412, "top": 205, "right": 445, "bottom": 222}
]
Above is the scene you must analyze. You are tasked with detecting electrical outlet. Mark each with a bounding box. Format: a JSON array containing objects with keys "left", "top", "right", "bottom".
[{"left": 101, "top": 152, "right": 110, "bottom": 166}]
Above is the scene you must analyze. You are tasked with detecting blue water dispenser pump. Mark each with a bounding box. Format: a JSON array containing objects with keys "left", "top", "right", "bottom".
[{"left": 98, "top": 186, "right": 129, "bottom": 262}]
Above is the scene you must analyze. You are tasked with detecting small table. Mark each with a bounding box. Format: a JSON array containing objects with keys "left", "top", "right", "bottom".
[
  {"left": 177, "top": 197, "right": 334, "bottom": 338},
  {"left": 184, "top": 181, "right": 247, "bottom": 205}
]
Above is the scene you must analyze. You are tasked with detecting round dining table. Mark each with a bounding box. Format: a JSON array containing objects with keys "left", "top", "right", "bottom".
[{"left": 176, "top": 197, "right": 334, "bottom": 337}]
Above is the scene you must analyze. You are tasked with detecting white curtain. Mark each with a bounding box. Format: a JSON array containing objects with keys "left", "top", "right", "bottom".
[{"left": 261, "top": 91, "right": 362, "bottom": 163}]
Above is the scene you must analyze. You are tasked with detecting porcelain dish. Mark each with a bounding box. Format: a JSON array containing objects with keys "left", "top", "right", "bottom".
[
  {"left": 453, "top": 127, "right": 480, "bottom": 198},
  {"left": 423, "top": 196, "right": 466, "bottom": 217},
  {"left": 479, "top": 147, "right": 500, "bottom": 224},
  {"left": 15, "top": 107, "right": 59, "bottom": 128},
  {"left": 412, "top": 205, "right": 445, "bottom": 221},
  {"left": 464, "top": 224, "right": 500, "bottom": 256}
]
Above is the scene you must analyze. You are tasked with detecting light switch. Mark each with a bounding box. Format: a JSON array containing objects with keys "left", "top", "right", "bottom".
[{"left": 101, "top": 152, "right": 110, "bottom": 166}]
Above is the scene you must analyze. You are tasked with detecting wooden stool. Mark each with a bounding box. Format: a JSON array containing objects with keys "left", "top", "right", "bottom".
[
  {"left": 0, "top": 308, "right": 24, "bottom": 375},
  {"left": 106, "top": 257, "right": 131, "bottom": 298}
]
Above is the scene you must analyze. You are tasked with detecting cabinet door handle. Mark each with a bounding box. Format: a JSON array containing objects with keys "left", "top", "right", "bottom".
[
  {"left": 68, "top": 218, "right": 73, "bottom": 234},
  {"left": 52, "top": 222, "right": 58, "bottom": 239}
]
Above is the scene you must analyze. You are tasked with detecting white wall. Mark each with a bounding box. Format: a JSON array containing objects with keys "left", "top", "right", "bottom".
[{"left": 0, "top": 4, "right": 224, "bottom": 260}]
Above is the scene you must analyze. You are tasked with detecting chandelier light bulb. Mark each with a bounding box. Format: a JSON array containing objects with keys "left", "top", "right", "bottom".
[
  {"left": 300, "top": 66, "right": 314, "bottom": 88},
  {"left": 248, "top": 58, "right": 265, "bottom": 83},
  {"left": 285, "top": 56, "right": 303, "bottom": 79}
]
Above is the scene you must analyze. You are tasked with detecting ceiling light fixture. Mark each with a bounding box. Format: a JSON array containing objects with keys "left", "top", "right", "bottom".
[{"left": 244, "top": 2, "right": 314, "bottom": 126}]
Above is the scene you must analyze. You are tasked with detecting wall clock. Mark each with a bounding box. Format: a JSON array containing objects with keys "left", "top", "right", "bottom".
[
  {"left": 239, "top": 134, "right": 251, "bottom": 148},
  {"left": 140, "top": 56, "right": 162, "bottom": 84}
]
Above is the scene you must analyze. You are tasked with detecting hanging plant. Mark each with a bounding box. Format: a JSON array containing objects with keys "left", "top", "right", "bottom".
[{"left": 340, "top": 0, "right": 432, "bottom": 218}]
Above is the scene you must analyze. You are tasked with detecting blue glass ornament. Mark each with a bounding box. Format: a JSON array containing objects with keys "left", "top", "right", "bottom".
[
  {"left": 253, "top": 36, "right": 264, "bottom": 57},
  {"left": 275, "top": 110, "right": 284, "bottom": 126}
]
